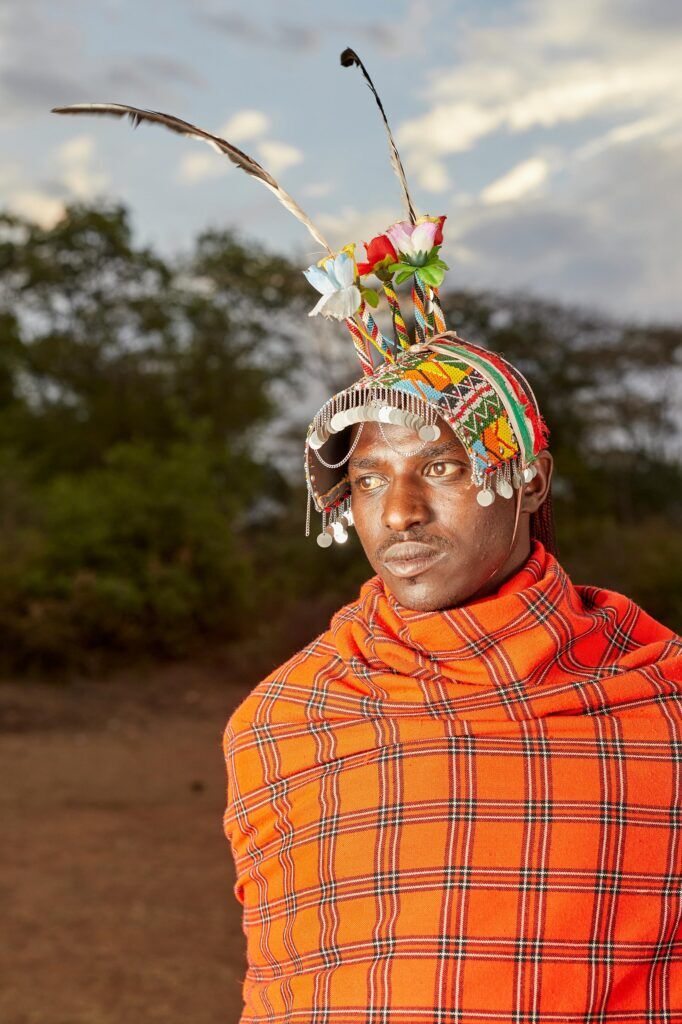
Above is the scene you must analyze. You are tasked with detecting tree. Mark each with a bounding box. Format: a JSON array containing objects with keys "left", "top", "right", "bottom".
[
  {"left": 0, "top": 203, "right": 306, "bottom": 670},
  {"left": 0, "top": 203, "right": 680, "bottom": 673}
]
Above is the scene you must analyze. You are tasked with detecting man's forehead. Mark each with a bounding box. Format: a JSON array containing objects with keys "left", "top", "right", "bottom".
[{"left": 348, "top": 419, "right": 467, "bottom": 468}]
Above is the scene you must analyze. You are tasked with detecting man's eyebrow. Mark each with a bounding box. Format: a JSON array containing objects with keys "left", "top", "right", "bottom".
[{"left": 348, "top": 440, "right": 467, "bottom": 470}]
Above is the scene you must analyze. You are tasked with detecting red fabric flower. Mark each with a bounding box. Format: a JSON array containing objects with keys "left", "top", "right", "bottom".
[
  {"left": 433, "top": 215, "right": 446, "bottom": 246},
  {"left": 357, "top": 233, "right": 397, "bottom": 276}
]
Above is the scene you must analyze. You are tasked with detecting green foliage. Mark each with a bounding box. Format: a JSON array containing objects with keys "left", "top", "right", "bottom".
[
  {"left": 0, "top": 202, "right": 298, "bottom": 671},
  {"left": 0, "top": 202, "right": 680, "bottom": 674},
  {"left": 0, "top": 204, "right": 297, "bottom": 478},
  {"left": 0, "top": 431, "right": 256, "bottom": 670}
]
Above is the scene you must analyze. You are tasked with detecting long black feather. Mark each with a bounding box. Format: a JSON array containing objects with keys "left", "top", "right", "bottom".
[
  {"left": 51, "top": 103, "right": 332, "bottom": 254},
  {"left": 340, "top": 48, "right": 417, "bottom": 224}
]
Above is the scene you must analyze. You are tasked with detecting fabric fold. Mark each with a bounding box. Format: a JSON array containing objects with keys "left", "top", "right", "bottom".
[{"left": 223, "top": 540, "right": 682, "bottom": 1022}]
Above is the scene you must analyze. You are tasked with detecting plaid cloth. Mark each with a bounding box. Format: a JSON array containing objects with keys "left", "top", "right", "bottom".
[{"left": 222, "top": 541, "right": 682, "bottom": 1022}]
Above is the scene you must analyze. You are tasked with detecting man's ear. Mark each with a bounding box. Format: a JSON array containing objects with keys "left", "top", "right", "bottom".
[{"left": 521, "top": 450, "right": 553, "bottom": 514}]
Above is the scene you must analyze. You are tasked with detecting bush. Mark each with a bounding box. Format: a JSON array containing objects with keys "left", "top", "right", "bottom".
[{"left": 0, "top": 432, "right": 257, "bottom": 671}]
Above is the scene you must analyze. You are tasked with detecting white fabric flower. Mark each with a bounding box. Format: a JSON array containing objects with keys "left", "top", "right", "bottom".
[{"left": 304, "top": 252, "right": 361, "bottom": 320}]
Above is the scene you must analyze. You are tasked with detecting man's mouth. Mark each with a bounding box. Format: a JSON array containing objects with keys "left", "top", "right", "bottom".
[{"left": 381, "top": 542, "right": 446, "bottom": 578}]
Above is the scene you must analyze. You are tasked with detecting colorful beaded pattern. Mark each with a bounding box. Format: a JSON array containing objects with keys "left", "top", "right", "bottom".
[{"left": 305, "top": 335, "right": 550, "bottom": 529}]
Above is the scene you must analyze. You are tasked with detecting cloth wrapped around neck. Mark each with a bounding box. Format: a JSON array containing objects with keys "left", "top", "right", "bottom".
[{"left": 223, "top": 541, "right": 682, "bottom": 1022}]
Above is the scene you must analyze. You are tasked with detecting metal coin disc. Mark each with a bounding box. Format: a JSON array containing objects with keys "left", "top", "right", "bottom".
[
  {"left": 497, "top": 479, "right": 514, "bottom": 499},
  {"left": 523, "top": 465, "right": 537, "bottom": 483},
  {"left": 418, "top": 423, "right": 440, "bottom": 442},
  {"left": 476, "top": 488, "right": 495, "bottom": 506},
  {"left": 331, "top": 521, "right": 347, "bottom": 543},
  {"left": 404, "top": 412, "right": 423, "bottom": 429},
  {"left": 309, "top": 429, "right": 328, "bottom": 450},
  {"left": 330, "top": 411, "right": 349, "bottom": 432},
  {"left": 316, "top": 531, "right": 333, "bottom": 548}
]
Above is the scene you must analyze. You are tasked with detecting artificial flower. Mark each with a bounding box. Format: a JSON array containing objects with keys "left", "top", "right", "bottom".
[
  {"left": 356, "top": 233, "right": 397, "bottom": 277},
  {"left": 431, "top": 214, "right": 447, "bottom": 246},
  {"left": 303, "top": 251, "right": 362, "bottom": 320},
  {"left": 386, "top": 219, "right": 437, "bottom": 264},
  {"left": 385, "top": 214, "right": 449, "bottom": 288}
]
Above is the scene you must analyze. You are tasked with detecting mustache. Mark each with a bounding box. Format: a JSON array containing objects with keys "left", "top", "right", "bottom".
[{"left": 376, "top": 530, "right": 455, "bottom": 560}]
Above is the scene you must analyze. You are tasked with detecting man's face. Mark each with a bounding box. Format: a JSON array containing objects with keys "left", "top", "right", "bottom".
[{"left": 348, "top": 417, "right": 551, "bottom": 612}]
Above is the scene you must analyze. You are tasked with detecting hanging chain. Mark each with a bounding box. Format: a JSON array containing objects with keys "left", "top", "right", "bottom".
[
  {"left": 312, "top": 421, "right": 366, "bottom": 469},
  {"left": 378, "top": 420, "right": 430, "bottom": 457}
]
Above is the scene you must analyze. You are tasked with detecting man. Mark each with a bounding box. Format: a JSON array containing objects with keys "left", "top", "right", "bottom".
[
  {"left": 222, "top": 334, "right": 682, "bottom": 1023},
  {"left": 49, "top": 62, "right": 682, "bottom": 1022}
]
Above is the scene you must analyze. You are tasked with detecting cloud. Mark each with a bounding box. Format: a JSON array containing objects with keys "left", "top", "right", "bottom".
[
  {"left": 480, "top": 157, "right": 550, "bottom": 205},
  {"left": 176, "top": 150, "right": 225, "bottom": 185},
  {"left": 301, "top": 181, "right": 334, "bottom": 199},
  {"left": 175, "top": 140, "right": 303, "bottom": 187},
  {"left": 54, "top": 134, "right": 108, "bottom": 199},
  {"left": 197, "top": 12, "right": 320, "bottom": 52},
  {"left": 377, "top": 0, "right": 682, "bottom": 318},
  {"left": 317, "top": 206, "right": 399, "bottom": 251},
  {"left": 447, "top": 132, "right": 682, "bottom": 319},
  {"left": 174, "top": 107, "right": 300, "bottom": 184},
  {"left": 0, "top": 67, "right": 83, "bottom": 109},
  {"left": 396, "top": 0, "right": 682, "bottom": 190},
  {"left": 1, "top": 130, "right": 107, "bottom": 226},
  {"left": 414, "top": 160, "right": 451, "bottom": 195},
  {"left": 8, "top": 190, "right": 64, "bottom": 228},
  {"left": 220, "top": 109, "right": 270, "bottom": 142},
  {"left": 101, "top": 55, "right": 206, "bottom": 94},
  {"left": 399, "top": 103, "right": 502, "bottom": 157},
  {"left": 576, "top": 112, "right": 681, "bottom": 160},
  {"left": 0, "top": 2, "right": 204, "bottom": 121},
  {"left": 398, "top": 104, "right": 503, "bottom": 192},
  {"left": 196, "top": 3, "right": 434, "bottom": 58},
  {"left": 257, "top": 140, "right": 303, "bottom": 176}
]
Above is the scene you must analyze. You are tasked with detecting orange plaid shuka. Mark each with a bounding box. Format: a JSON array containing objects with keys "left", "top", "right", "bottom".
[{"left": 222, "top": 541, "right": 682, "bottom": 1022}]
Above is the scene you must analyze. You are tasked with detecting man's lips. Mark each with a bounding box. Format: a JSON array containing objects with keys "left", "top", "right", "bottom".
[{"left": 381, "top": 542, "right": 446, "bottom": 578}]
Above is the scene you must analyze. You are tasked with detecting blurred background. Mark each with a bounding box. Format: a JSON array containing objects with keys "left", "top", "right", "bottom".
[{"left": 1, "top": 1, "right": 681, "bottom": 1022}]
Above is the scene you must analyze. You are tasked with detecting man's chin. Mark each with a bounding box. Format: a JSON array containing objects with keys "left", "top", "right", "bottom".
[{"left": 380, "top": 574, "right": 466, "bottom": 613}]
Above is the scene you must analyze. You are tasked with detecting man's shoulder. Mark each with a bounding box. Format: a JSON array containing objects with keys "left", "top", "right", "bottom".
[{"left": 225, "top": 590, "right": 364, "bottom": 736}]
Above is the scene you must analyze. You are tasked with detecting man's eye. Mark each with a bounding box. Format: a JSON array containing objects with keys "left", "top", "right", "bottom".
[
  {"left": 426, "top": 461, "right": 464, "bottom": 478},
  {"left": 354, "top": 475, "right": 384, "bottom": 491}
]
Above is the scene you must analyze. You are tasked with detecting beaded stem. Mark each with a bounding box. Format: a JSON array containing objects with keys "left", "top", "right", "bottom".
[
  {"left": 412, "top": 275, "right": 428, "bottom": 345},
  {"left": 359, "top": 303, "right": 394, "bottom": 362},
  {"left": 354, "top": 315, "right": 390, "bottom": 362},
  {"left": 343, "top": 317, "right": 374, "bottom": 376},
  {"left": 427, "top": 295, "right": 436, "bottom": 336},
  {"left": 431, "top": 288, "right": 447, "bottom": 334},
  {"left": 383, "top": 282, "right": 411, "bottom": 351}
]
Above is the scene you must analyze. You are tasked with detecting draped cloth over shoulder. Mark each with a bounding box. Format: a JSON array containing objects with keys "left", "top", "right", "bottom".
[{"left": 222, "top": 541, "right": 682, "bottom": 1023}]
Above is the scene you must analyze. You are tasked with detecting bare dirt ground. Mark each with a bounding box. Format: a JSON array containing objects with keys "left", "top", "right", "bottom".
[{"left": 1, "top": 662, "right": 255, "bottom": 1024}]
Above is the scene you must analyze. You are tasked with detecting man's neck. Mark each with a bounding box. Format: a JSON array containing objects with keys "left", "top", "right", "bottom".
[{"left": 463, "top": 532, "right": 533, "bottom": 606}]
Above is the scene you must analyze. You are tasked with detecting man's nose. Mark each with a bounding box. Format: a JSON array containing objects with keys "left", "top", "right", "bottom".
[{"left": 381, "top": 476, "right": 432, "bottom": 533}]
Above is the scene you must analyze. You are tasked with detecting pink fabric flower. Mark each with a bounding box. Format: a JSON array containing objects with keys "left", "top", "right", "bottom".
[{"left": 386, "top": 215, "right": 446, "bottom": 262}]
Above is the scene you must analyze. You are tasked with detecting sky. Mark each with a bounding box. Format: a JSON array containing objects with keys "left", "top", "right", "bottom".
[{"left": 2, "top": 0, "right": 682, "bottom": 321}]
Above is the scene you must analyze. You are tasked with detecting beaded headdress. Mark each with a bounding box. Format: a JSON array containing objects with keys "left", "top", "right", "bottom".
[{"left": 52, "top": 48, "right": 554, "bottom": 552}]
